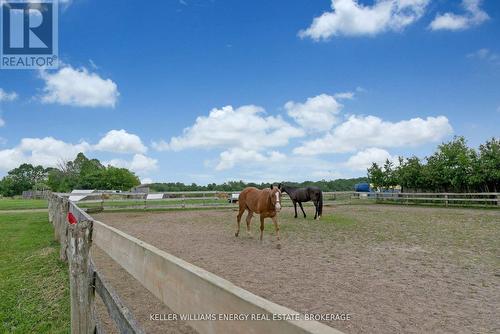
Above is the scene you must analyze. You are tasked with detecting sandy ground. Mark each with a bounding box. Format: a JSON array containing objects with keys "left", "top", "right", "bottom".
[{"left": 91, "top": 205, "right": 500, "bottom": 334}]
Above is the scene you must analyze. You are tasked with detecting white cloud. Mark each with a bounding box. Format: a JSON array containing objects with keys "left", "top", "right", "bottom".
[
  {"left": 344, "top": 147, "right": 397, "bottom": 171},
  {"left": 294, "top": 115, "right": 452, "bottom": 155},
  {"left": 40, "top": 65, "right": 119, "bottom": 108},
  {"left": 105, "top": 154, "right": 158, "bottom": 174},
  {"left": 299, "top": 0, "right": 429, "bottom": 40},
  {"left": 0, "top": 88, "right": 18, "bottom": 102},
  {"left": 310, "top": 169, "right": 343, "bottom": 180},
  {"left": 0, "top": 130, "right": 153, "bottom": 173},
  {"left": 153, "top": 95, "right": 453, "bottom": 177},
  {"left": 151, "top": 139, "right": 170, "bottom": 151},
  {"left": 429, "top": 0, "right": 489, "bottom": 31},
  {"left": 129, "top": 154, "right": 158, "bottom": 172},
  {"left": 140, "top": 177, "right": 153, "bottom": 184},
  {"left": 334, "top": 91, "right": 355, "bottom": 100},
  {"left": 467, "top": 48, "right": 499, "bottom": 64},
  {"left": 157, "top": 105, "right": 304, "bottom": 151},
  {"left": 215, "top": 148, "right": 285, "bottom": 171},
  {"left": 219, "top": 154, "right": 344, "bottom": 183},
  {"left": 0, "top": 137, "right": 91, "bottom": 171},
  {"left": 94, "top": 129, "right": 147, "bottom": 154},
  {"left": 285, "top": 94, "right": 343, "bottom": 132}
]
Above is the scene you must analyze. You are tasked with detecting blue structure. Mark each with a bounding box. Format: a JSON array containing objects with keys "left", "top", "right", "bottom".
[{"left": 354, "top": 183, "right": 371, "bottom": 192}]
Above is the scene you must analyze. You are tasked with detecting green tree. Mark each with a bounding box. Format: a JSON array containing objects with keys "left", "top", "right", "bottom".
[
  {"left": 367, "top": 136, "right": 499, "bottom": 193},
  {"left": 367, "top": 163, "right": 384, "bottom": 189},
  {"left": 476, "top": 138, "right": 500, "bottom": 192},
  {"left": 0, "top": 164, "right": 49, "bottom": 196},
  {"left": 397, "top": 156, "right": 426, "bottom": 192},
  {"left": 46, "top": 153, "right": 139, "bottom": 193},
  {"left": 96, "top": 167, "right": 140, "bottom": 191},
  {"left": 148, "top": 177, "right": 369, "bottom": 192},
  {"left": 382, "top": 159, "right": 397, "bottom": 188},
  {"left": 426, "top": 136, "right": 475, "bottom": 192}
]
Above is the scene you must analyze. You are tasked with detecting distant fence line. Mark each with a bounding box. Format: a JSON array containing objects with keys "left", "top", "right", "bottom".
[
  {"left": 361, "top": 192, "right": 500, "bottom": 207},
  {"left": 22, "top": 190, "right": 51, "bottom": 199},
  {"left": 54, "top": 191, "right": 500, "bottom": 211},
  {"left": 48, "top": 193, "right": 343, "bottom": 334}
]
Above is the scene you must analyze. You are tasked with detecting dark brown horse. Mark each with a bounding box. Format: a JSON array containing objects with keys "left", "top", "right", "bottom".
[
  {"left": 279, "top": 184, "right": 323, "bottom": 220},
  {"left": 235, "top": 185, "right": 282, "bottom": 248}
]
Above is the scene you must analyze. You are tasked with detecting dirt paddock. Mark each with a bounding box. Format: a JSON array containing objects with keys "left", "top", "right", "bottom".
[{"left": 91, "top": 205, "right": 500, "bottom": 334}]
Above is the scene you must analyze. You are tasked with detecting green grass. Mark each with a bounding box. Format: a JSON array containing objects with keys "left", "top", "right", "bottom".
[
  {"left": 0, "top": 199, "right": 48, "bottom": 211},
  {"left": 0, "top": 212, "right": 70, "bottom": 333}
]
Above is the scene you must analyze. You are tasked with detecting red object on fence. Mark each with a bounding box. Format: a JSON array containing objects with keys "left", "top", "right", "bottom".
[{"left": 67, "top": 212, "right": 77, "bottom": 225}]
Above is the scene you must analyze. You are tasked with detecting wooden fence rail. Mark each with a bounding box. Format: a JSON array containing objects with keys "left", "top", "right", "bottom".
[
  {"left": 48, "top": 193, "right": 343, "bottom": 334},
  {"left": 55, "top": 191, "right": 500, "bottom": 212},
  {"left": 367, "top": 192, "right": 500, "bottom": 207}
]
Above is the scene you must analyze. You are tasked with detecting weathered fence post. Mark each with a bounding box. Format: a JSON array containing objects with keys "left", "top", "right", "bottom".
[
  {"left": 445, "top": 194, "right": 449, "bottom": 207},
  {"left": 67, "top": 218, "right": 95, "bottom": 334},
  {"left": 48, "top": 193, "right": 54, "bottom": 224},
  {"left": 59, "top": 198, "right": 70, "bottom": 262}
]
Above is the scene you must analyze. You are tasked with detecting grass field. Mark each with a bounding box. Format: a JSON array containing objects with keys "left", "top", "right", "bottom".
[
  {"left": 0, "top": 199, "right": 48, "bottom": 211},
  {"left": 0, "top": 211, "right": 70, "bottom": 333}
]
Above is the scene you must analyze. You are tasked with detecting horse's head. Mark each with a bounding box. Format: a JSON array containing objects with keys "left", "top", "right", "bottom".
[{"left": 269, "top": 185, "right": 282, "bottom": 212}]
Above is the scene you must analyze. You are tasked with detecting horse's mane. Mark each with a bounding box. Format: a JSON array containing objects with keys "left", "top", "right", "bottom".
[{"left": 281, "top": 184, "right": 298, "bottom": 193}]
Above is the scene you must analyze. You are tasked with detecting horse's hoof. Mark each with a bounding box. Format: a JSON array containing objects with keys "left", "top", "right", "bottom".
[
  {"left": 277, "top": 243, "right": 282, "bottom": 250},
  {"left": 235, "top": 232, "right": 239, "bottom": 237}
]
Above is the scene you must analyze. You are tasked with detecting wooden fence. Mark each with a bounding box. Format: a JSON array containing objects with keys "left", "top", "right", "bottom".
[
  {"left": 57, "top": 191, "right": 500, "bottom": 212},
  {"left": 48, "top": 193, "right": 343, "bottom": 334},
  {"left": 364, "top": 192, "right": 500, "bottom": 207},
  {"left": 22, "top": 190, "right": 51, "bottom": 199}
]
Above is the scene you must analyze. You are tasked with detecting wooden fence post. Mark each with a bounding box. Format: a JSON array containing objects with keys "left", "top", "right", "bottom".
[
  {"left": 445, "top": 194, "right": 449, "bottom": 207},
  {"left": 59, "top": 198, "right": 70, "bottom": 262},
  {"left": 67, "top": 219, "right": 95, "bottom": 334},
  {"left": 48, "top": 193, "right": 54, "bottom": 224},
  {"left": 52, "top": 197, "right": 61, "bottom": 241}
]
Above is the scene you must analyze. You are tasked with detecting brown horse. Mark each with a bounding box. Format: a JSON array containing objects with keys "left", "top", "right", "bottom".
[{"left": 235, "top": 185, "right": 282, "bottom": 248}]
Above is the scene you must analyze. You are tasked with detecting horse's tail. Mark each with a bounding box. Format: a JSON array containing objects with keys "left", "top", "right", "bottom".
[{"left": 318, "top": 191, "right": 323, "bottom": 217}]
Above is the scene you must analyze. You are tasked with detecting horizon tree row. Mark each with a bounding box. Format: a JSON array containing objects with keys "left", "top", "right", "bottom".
[
  {"left": 0, "top": 153, "right": 140, "bottom": 197},
  {"left": 367, "top": 137, "right": 500, "bottom": 193}
]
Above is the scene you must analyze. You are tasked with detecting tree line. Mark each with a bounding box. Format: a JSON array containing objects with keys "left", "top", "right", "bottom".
[
  {"left": 0, "top": 153, "right": 140, "bottom": 197},
  {"left": 149, "top": 177, "right": 368, "bottom": 192},
  {"left": 0, "top": 151, "right": 368, "bottom": 197},
  {"left": 3, "top": 136, "right": 497, "bottom": 197},
  {"left": 367, "top": 137, "right": 499, "bottom": 192}
]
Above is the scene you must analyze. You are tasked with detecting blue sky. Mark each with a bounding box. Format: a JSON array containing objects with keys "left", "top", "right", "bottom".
[{"left": 0, "top": 0, "right": 499, "bottom": 184}]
